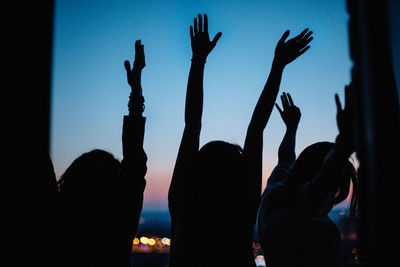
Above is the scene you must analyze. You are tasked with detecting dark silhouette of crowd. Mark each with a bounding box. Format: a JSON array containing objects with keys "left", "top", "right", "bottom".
[{"left": 39, "top": 12, "right": 390, "bottom": 267}]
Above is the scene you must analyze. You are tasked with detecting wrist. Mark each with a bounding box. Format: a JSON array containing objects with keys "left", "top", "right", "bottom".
[
  {"left": 191, "top": 56, "right": 207, "bottom": 64},
  {"left": 272, "top": 57, "right": 285, "bottom": 70},
  {"left": 286, "top": 124, "right": 298, "bottom": 131},
  {"left": 335, "top": 134, "right": 353, "bottom": 158}
]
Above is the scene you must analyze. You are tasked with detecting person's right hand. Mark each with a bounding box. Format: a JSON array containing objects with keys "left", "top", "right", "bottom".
[
  {"left": 274, "top": 29, "right": 313, "bottom": 67},
  {"left": 275, "top": 92, "right": 301, "bottom": 129},
  {"left": 190, "top": 14, "right": 222, "bottom": 61}
]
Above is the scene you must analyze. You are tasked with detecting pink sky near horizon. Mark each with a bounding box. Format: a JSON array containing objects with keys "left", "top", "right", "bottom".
[{"left": 54, "top": 156, "right": 277, "bottom": 209}]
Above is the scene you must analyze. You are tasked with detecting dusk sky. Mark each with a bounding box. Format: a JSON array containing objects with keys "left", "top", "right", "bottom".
[{"left": 51, "top": 0, "right": 352, "bottom": 209}]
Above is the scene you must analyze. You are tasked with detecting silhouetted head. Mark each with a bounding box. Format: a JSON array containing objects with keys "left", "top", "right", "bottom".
[
  {"left": 196, "top": 141, "right": 244, "bottom": 191},
  {"left": 288, "top": 142, "right": 357, "bottom": 214},
  {"left": 195, "top": 140, "right": 245, "bottom": 210},
  {"left": 59, "top": 149, "right": 121, "bottom": 200}
]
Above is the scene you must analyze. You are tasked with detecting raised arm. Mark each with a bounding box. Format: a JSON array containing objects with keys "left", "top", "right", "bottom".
[
  {"left": 307, "top": 84, "right": 355, "bottom": 212},
  {"left": 275, "top": 92, "right": 301, "bottom": 165},
  {"left": 169, "top": 14, "right": 222, "bottom": 211},
  {"left": 121, "top": 40, "right": 147, "bottom": 240},
  {"left": 243, "top": 29, "right": 313, "bottom": 202}
]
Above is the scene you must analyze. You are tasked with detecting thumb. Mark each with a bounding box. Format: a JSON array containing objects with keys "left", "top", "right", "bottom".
[
  {"left": 335, "top": 94, "right": 342, "bottom": 113},
  {"left": 211, "top": 32, "right": 222, "bottom": 47},
  {"left": 124, "top": 60, "right": 131, "bottom": 73}
]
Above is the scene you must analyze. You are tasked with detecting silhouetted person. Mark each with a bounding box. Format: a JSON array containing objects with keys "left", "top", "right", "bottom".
[
  {"left": 257, "top": 85, "right": 358, "bottom": 267},
  {"left": 58, "top": 40, "right": 147, "bottom": 267},
  {"left": 168, "top": 13, "right": 313, "bottom": 266}
]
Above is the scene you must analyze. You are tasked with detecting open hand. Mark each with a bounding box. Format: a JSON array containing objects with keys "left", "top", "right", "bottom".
[
  {"left": 275, "top": 92, "right": 301, "bottom": 128},
  {"left": 274, "top": 29, "right": 313, "bottom": 66},
  {"left": 190, "top": 14, "right": 222, "bottom": 61}
]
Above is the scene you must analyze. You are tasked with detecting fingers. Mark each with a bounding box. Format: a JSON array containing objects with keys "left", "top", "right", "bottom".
[
  {"left": 204, "top": 14, "right": 208, "bottom": 34},
  {"left": 293, "top": 28, "right": 309, "bottom": 42},
  {"left": 289, "top": 29, "right": 313, "bottom": 52},
  {"left": 335, "top": 93, "right": 343, "bottom": 113},
  {"left": 194, "top": 17, "right": 198, "bottom": 35},
  {"left": 198, "top": 14, "right": 203, "bottom": 33},
  {"left": 281, "top": 92, "right": 290, "bottom": 110},
  {"left": 295, "top": 45, "right": 310, "bottom": 58},
  {"left": 135, "top": 40, "right": 145, "bottom": 58},
  {"left": 287, "top": 93, "right": 295, "bottom": 107},
  {"left": 135, "top": 40, "right": 141, "bottom": 50},
  {"left": 297, "top": 34, "right": 313, "bottom": 49},
  {"left": 211, "top": 32, "right": 222, "bottom": 47},
  {"left": 190, "top": 25, "right": 194, "bottom": 41},
  {"left": 275, "top": 103, "right": 284, "bottom": 116},
  {"left": 133, "top": 39, "right": 145, "bottom": 70},
  {"left": 303, "top": 30, "right": 313, "bottom": 40},
  {"left": 193, "top": 14, "right": 208, "bottom": 35}
]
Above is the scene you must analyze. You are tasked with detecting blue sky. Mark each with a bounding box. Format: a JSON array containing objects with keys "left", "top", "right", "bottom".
[{"left": 51, "top": 0, "right": 352, "bottom": 208}]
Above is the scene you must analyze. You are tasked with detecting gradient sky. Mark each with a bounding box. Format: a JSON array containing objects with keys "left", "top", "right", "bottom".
[{"left": 51, "top": 0, "right": 352, "bottom": 209}]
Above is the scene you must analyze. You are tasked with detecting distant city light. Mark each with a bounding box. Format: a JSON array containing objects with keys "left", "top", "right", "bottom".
[
  {"left": 162, "top": 237, "right": 170, "bottom": 245},
  {"left": 148, "top": 238, "right": 156, "bottom": 246},
  {"left": 132, "top": 235, "right": 171, "bottom": 253},
  {"left": 140, "top": 236, "right": 149, "bottom": 244}
]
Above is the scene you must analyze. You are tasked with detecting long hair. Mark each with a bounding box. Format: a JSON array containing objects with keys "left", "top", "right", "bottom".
[
  {"left": 286, "top": 142, "right": 358, "bottom": 217},
  {"left": 57, "top": 149, "right": 122, "bottom": 266}
]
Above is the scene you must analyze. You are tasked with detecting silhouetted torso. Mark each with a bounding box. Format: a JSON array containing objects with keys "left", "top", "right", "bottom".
[
  {"left": 58, "top": 115, "right": 146, "bottom": 267},
  {"left": 169, "top": 141, "right": 257, "bottom": 267}
]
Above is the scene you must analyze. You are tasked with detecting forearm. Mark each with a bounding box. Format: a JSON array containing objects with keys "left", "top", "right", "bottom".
[
  {"left": 123, "top": 114, "right": 146, "bottom": 158},
  {"left": 169, "top": 60, "right": 205, "bottom": 211},
  {"left": 248, "top": 59, "right": 285, "bottom": 132},
  {"left": 185, "top": 59, "right": 205, "bottom": 127},
  {"left": 278, "top": 126, "right": 297, "bottom": 164},
  {"left": 243, "top": 60, "right": 285, "bottom": 207},
  {"left": 128, "top": 70, "right": 144, "bottom": 118}
]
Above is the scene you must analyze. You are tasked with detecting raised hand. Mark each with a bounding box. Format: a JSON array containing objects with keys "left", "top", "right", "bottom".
[
  {"left": 275, "top": 92, "right": 301, "bottom": 129},
  {"left": 124, "top": 40, "right": 145, "bottom": 89},
  {"left": 190, "top": 14, "right": 222, "bottom": 61},
  {"left": 274, "top": 29, "right": 313, "bottom": 66},
  {"left": 335, "top": 84, "right": 354, "bottom": 155},
  {"left": 124, "top": 40, "right": 145, "bottom": 116}
]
